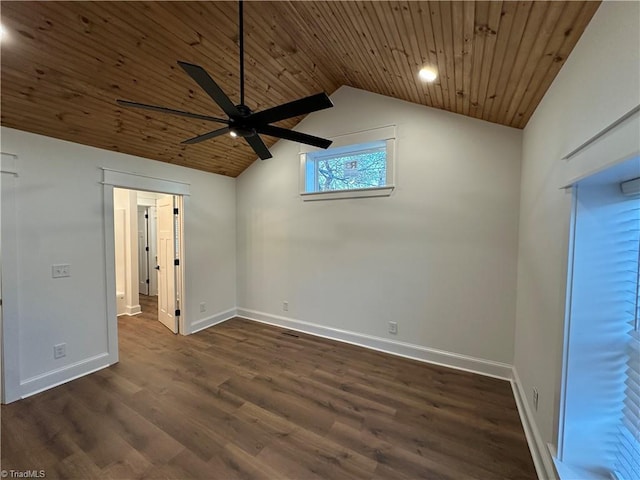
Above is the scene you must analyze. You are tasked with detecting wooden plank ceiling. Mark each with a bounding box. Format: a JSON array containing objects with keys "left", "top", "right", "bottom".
[{"left": 1, "top": 1, "right": 600, "bottom": 177}]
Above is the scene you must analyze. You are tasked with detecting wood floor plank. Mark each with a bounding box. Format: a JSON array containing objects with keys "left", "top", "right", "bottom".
[
  {"left": 326, "top": 420, "right": 478, "bottom": 480},
  {"left": 234, "top": 402, "right": 300, "bottom": 439},
  {"left": 66, "top": 376, "right": 185, "bottom": 465},
  {"left": 1, "top": 296, "right": 536, "bottom": 479}
]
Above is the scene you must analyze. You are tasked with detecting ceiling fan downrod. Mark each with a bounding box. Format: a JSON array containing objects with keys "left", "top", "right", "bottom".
[{"left": 238, "top": 0, "right": 245, "bottom": 108}]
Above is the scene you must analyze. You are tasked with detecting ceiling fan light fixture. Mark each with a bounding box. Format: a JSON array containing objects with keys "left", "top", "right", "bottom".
[
  {"left": 229, "top": 126, "right": 256, "bottom": 138},
  {"left": 419, "top": 66, "right": 438, "bottom": 82}
]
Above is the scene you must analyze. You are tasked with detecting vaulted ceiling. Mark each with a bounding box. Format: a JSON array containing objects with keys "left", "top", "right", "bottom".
[{"left": 1, "top": 1, "right": 600, "bottom": 177}]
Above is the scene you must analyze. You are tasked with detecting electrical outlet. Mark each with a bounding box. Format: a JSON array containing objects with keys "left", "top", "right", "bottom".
[
  {"left": 54, "top": 343, "right": 66, "bottom": 359},
  {"left": 282, "top": 301, "right": 289, "bottom": 312},
  {"left": 388, "top": 321, "right": 398, "bottom": 334},
  {"left": 52, "top": 264, "right": 71, "bottom": 278},
  {"left": 200, "top": 302, "right": 206, "bottom": 313},
  {"left": 533, "top": 387, "right": 539, "bottom": 411}
]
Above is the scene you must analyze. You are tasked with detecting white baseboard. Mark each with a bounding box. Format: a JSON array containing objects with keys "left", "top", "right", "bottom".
[
  {"left": 13, "top": 308, "right": 236, "bottom": 401},
  {"left": 511, "top": 367, "right": 558, "bottom": 480},
  {"left": 19, "top": 353, "right": 111, "bottom": 399},
  {"left": 236, "top": 308, "right": 512, "bottom": 380},
  {"left": 125, "top": 304, "right": 142, "bottom": 315},
  {"left": 190, "top": 308, "right": 237, "bottom": 334}
]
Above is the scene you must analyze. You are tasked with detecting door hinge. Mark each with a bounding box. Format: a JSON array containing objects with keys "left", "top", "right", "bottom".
[
  {"left": 146, "top": 278, "right": 149, "bottom": 284},
  {"left": 174, "top": 258, "right": 180, "bottom": 266},
  {"left": 175, "top": 309, "right": 181, "bottom": 317},
  {"left": 173, "top": 207, "right": 179, "bottom": 215},
  {"left": 145, "top": 213, "right": 148, "bottom": 219},
  {"left": 145, "top": 246, "right": 149, "bottom": 252}
]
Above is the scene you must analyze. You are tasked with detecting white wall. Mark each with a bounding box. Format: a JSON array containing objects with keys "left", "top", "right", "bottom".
[
  {"left": 237, "top": 86, "right": 522, "bottom": 370},
  {"left": 1, "top": 127, "right": 237, "bottom": 401},
  {"left": 514, "top": 0, "right": 640, "bottom": 468}
]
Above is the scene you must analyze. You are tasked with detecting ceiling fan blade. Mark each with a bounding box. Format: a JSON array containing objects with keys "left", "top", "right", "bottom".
[
  {"left": 257, "top": 125, "right": 332, "bottom": 149},
  {"left": 181, "top": 127, "right": 231, "bottom": 145},
  {"left": 177, "top": 61, "right": 240, "bottom": 118},
  {"left": 249, "top": 93, "right": 333, "bottom": 125},
  {"left": 116, "top": 100, "right": 229, "bottom": 124},
  {"left": 245, "top": 135, "right": 273, "bottom": 160}
]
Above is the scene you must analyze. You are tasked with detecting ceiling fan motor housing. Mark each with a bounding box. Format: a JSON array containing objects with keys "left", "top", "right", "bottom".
[{"left": 230, "top": 105, "right": 257, "bottom": 137}]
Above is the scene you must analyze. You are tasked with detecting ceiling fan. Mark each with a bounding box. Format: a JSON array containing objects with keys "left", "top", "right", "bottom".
[{"left": 117, "top": 0, "right": 334, "bottom": 160}]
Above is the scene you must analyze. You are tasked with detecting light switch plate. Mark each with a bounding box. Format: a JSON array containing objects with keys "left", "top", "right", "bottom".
[
  {"left": 52, "top": 264, "right": 71, "bottom": 278},
  {"left": 54, "top": 343, "right": 66, "bottom": 359}
]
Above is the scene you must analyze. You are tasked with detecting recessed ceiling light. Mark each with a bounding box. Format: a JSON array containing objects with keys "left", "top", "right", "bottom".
[
  {"left": 229, "top": 130, "right": 238, "bottom": 138},
  {"left": 418, "top": 67, "right": 438, "bottom": 82},
  {"left": 0, "top": 24, "right": 6, "bottom": 41}
]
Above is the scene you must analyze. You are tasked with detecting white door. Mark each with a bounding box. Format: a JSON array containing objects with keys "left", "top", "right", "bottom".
[
  {"left": 137, "top": 206, "right": 149, "bottom": 295},
  {"left": 156, "top": 196, "right": 178, "bottom": 333}
]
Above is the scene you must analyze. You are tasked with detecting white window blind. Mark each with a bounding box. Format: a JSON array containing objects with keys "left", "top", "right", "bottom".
[{"left": 613, "top": 199, "right": 640, "bottom": 480}]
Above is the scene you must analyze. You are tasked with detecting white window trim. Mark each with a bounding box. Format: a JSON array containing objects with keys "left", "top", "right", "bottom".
[
  {"left": 299, "top": 125, "right": 396, "bottom": 201},
  {"left": 560, "top": 106, "right": 640, "bottom": 189},
  {"left": 300, "top": 185, "right": 395, "bottom": 201}
]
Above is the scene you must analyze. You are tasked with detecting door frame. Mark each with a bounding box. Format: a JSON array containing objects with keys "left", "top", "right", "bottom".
[{"left": 102, "top": 169, "right": 189, "bottom": 366}]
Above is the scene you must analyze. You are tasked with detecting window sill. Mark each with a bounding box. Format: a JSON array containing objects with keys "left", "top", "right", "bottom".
[
  {"left": 554, "top": 459, "right": 610, "bottom": 480},
  {"left": 300, "top": 185, "right": 395, "bottom": 201}
]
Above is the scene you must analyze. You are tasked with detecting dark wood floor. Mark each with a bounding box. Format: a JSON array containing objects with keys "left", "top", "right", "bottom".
[
  {"left": 138, "top": 294, "right": 160, "bottom": 323},
  {"left": 1, "top": 297, "right": 536, "bottom": 479}
]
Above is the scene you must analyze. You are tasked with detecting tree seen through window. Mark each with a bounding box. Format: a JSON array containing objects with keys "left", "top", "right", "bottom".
[{"left": 307, "top": 141, "right": 387, "bottom": 192}]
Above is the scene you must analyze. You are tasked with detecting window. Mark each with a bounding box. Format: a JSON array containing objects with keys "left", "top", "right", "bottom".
[
  {"left": 613, "top": 198, "right": 640, "bottom": 480},
  {"left": 300, "top": 125, "right": 395, "bottom": 200},
  {"left": 305, "top": 140, "right": 387, "bottom": 192},
  {"left": 557, "top": 162, "right": 640, "bottom": 480}
]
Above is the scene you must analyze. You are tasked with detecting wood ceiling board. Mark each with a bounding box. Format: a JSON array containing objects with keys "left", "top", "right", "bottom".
[
  {"left": 413, "top": 2, "right": 445, "bottom": 109},
  {"left": 486, "top": 1, "right": 535, "bottom": 124},
  {"left": 495, "top": 1, "right": 551, "bottom": 125},
  {"left": 480, "top": 0, "right": 518, "bottom": 120},
  {"left": 1, "top": 1, "right": 601, "bottom": 177},
  {"left": 346, "top": 2, "right": 394, "bottom": 97},
  {"left": 468, "top": 1, "right": 490, "bottom": 118},
  {"left": 460, "top": 2, "right": 475, "bottom": 116},
  {"left": 450, "top": 1, "right": 465, "bottom": 114},
  {"left": 514, "top": 0, "right": 602, "bottom": 128},
  {"left": 475, "top": 2, "right": 504, "bottom": 120},
  {"left": 440, "top": 1, "right": 459, "bottom": 112},
  {"left": 503, "top": 1, "right": 564, "bottom": 126}
]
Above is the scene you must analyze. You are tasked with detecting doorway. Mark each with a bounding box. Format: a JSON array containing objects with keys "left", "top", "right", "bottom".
[
  {"left": 113, "top": 188, "right": 184, "bottom": 335},
  {"left": 102, "top": 168, "right": 190, "bottom": 369}
]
